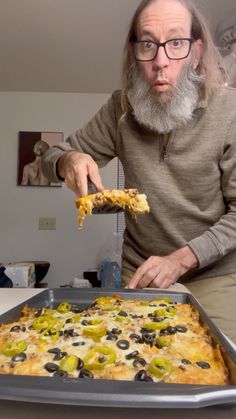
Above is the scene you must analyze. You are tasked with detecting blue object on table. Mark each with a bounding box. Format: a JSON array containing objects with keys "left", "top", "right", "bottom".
[{"left": 99, "top": 259, "right": 121, "bottom": 288}]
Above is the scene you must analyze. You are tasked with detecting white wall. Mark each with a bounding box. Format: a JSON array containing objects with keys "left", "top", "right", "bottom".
[{"left": 0, "top": 92, "right": 118, "bottom": 287}]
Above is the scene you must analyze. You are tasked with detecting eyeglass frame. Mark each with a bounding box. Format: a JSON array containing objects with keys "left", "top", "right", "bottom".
[{"left": 132, "top": 38, "right": 195, "bottom": 61}]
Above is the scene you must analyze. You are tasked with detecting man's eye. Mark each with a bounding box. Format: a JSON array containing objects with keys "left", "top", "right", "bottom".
[
  {"left": 143, "top": 41, "right": 154, "bottom": 49},
  {"left": 169, "top": 39, "right": 183, "bottom": 48}
]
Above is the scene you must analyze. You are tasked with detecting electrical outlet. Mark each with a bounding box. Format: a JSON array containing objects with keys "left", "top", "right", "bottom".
[{"left": 38, "top": 217, "right": 56, "bottom": 230}]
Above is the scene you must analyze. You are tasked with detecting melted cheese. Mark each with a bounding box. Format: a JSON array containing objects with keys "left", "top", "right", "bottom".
[
  {"left": 75, "top": 189, "right": 150, "bottom": 227},
  {"left": 0, "top": 295, "right": 229, "bottom": 385}
]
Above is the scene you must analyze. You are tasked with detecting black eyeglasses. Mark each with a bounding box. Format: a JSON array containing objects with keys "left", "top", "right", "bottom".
[{"left": 132, "top": 38, "right": 194, "bottom": 61}]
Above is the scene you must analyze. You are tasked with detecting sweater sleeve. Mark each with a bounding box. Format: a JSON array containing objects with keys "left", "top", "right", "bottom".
[
  {"left": 187, "top": 116, "right": 236, "bottom": 268},
  {"left": 42, "top": 91, "right": 121, "bottom": 183}
]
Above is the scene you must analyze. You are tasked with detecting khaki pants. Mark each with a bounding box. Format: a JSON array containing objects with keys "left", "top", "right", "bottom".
[
  {"left": 185, "top": 274, "right": 236, "bottom": 345},
  {"left": 122, "top": 268, "right": 236, "bottom": 345}
]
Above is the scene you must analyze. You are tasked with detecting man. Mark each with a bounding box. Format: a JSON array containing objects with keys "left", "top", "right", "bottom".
[
  {"left": 21, "top": 140, "right": 50, "bottom": 186},
  {"left": 42, "top": 0, "right": 236, "bottom": 343}
]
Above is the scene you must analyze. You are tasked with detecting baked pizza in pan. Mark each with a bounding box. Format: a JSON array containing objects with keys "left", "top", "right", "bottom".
[
  {"left": 0, "top": 295, "right": 228, "bottom": 385},
  {"left": 75, "top": 189, "right": 150, "bottom": 227}
]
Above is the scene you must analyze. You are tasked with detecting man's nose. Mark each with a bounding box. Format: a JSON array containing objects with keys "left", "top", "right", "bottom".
[{"left": 152, "top": 45, "right": 169, "bottom": 69}]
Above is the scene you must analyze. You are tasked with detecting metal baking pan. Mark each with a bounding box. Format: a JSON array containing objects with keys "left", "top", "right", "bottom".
[{"left": 0, "top": 288, "right": 236, "bottom": 408}]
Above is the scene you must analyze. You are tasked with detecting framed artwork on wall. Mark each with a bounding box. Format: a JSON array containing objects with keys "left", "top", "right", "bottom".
[{"left": 17, "top": 131, "right": 63, "bottom": 187}]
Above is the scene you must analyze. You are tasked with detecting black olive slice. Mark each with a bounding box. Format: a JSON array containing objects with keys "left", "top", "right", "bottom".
[
  {"left": 152, "top": 317, "right": 165, "bottom": 323},
  {"left": 140, "top": 327, "right": 154, "bottom": 334},
  {"left": 77, "top": 357, "right": 84, "bottom": 370},
  {"left": 53, "top": 370, "right": 68, "bottom": 378},
  {"left": 44, "top": 362, "right": 59, "bottom": 373},
  {"left": 196, "top": 361, "right": 211, "bottom": 369},
  {"left": 79, "top": 369, "right": 94, "bottom": 379},
  {"left": 129, "top": 333, "right": 143, "bottom": 344},
  {"left": 117, "top": 311, "right": 128, "bottom": 317},
  {"left": 116, "top": 340, "right": 130, "bottom": 350},
  {"left": 160, "top": 326, "right": 177, "bottom": 336},
  {"left": 11, "top": 352, "right": 27, "bottom": 362},
  {"left": 10, "top": 325, "right": 21, "bottom": 332},
  {"left": 176, "top": 326, "right": 187, "bottom": 333},
  {"left": 81, "top": 320, "right": 89, "bottom": 326},
  {"left": 106, "top": 334, "right": 118, "bottom": 341},
  {"left": 71, "top": 307, "right": 83, "bottom": 314},
  {"left": 72, "top": 341, "right": 85, "bottom": 347},
  {"left": 181, "top": 358, "right": 191, "bottom": 365},
  {"left": 142, "top": 332, "right": 156, "bottom": 345},
  {"left": 125, "top": 351, "right": 139, "bottom": 360},
  {"left": 111, "top": 328, "right": 122, "bottom": 335},
  {"left": 53, "top": 351, "right": 67, "bottom": 361},
  {"left": 64, "top": 329, "right": 79, "bottom": 337},
  {"left": 134, "top": 370, "right": 153, "bottom": 382},
  {"left": 133, "top": 358, "right": 147, "bottom": 368},
  {"left": 48, "top": 347, "right": 61, "bottom": 355}
]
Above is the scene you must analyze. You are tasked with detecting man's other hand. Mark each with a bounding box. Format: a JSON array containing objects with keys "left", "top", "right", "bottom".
[{"left": 128, "top": 246, "right": 198, "bottom": 289}]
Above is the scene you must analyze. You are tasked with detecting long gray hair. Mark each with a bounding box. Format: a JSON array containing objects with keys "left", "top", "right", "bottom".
[{"left": 121, "top": 0, "right": 226, "bottom": 118}]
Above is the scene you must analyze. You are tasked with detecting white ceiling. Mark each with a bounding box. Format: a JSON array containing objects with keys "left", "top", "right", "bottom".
[{"left": 0, "top": 0, "right": 235, "bottom": 93}]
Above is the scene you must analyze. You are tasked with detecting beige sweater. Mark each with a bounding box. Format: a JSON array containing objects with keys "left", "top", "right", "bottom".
[{"left": 42, "top": 88, "right": 236, "bottom": 282}]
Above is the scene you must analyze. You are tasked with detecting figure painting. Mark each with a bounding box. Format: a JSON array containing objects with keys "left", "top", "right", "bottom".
[{"left": 18, "top": 131, "right": 63, "bottom": 186}]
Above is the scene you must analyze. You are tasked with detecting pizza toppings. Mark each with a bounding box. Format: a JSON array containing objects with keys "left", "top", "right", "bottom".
[
  {"left": 78, "top": 369, "right": 94, "bottom": 379},
  {"left": 12, "top": 352, "right": 27, "bottom": 363},
  {"left": 60, "top": 355, "right": 79, "bottom": 372},
  {"left": 196, "top": 361, "right": 211, "bottom": 369},
  {"left": 1, "top": 340, "right": 27, "bottom": 357},
  {"left": 44, "top": 362, "right": 59, "bottom": 373},
  {"left": 148, "top": 358, "right": 173, "bottom": 379},
  {"left": 0, "top": 295, "right": 229, "bottom": 385},
  {"left": 134, "top": 370, "right": 153, "bottom": 382},
  {"left": 75, "top": 188, "right": 150, "bottom": 227}
]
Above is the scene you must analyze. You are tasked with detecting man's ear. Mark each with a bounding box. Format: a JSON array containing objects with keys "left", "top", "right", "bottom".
[{"left": 193, "top": 39, "right": 203, "bottom": 70}]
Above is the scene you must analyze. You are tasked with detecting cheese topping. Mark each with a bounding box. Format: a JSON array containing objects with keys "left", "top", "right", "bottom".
[
  {"left": 0, "top": 295, "right": 229, "bottom": 385},
  {"left": 75, "top": 189, "right": 150, "bottom": 227}
]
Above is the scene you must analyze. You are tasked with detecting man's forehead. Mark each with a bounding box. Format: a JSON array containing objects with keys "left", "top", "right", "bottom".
[{"left": 137, "top": 0, "right": 192, "bottom": 35}]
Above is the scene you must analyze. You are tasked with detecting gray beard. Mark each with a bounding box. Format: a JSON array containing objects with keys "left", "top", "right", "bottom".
[{"left": 127, "top": 62, "right": 203, "bottom": 133}]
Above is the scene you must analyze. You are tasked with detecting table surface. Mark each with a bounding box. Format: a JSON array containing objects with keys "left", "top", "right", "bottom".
[{"left": 0, "top": 288, "right": 235, "bottom": 419}]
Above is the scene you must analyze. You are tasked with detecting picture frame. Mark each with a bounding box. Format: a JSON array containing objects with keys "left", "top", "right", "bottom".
[{"left": 17, "top": 131, "right": 63, "bottom": 187}]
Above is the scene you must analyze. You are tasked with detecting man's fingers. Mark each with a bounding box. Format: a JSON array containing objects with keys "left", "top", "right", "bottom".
[
  {"left": 88, "top": 165, "right": 104, "bottom": 192},
  {"left": 128, "top": 264, "right": 157, "bottom": 289}
]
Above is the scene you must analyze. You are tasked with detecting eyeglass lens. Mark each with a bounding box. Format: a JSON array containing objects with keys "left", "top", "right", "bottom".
[{"left": 134, "top": 39, "right": 192, "bottom": 61}]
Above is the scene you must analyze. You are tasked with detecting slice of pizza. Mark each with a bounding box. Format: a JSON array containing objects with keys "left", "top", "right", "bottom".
[{"left": 75, "top": 188, "right": 150, "bottom": 227}]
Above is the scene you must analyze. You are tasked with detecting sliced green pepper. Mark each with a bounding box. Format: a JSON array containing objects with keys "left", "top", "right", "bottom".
[
  {"left": 139, "top": 301, "right": 149, "bottom": 306},
  {"left": 82, "top": 321, "right": 107, "bottom": 338},
  {"left": 148, "top": 358, "right": 173, "bottom": 378},
  {"left": 70, "top": 315, "right": 81, "bottom": 323},
  {"left": 115, "top": 316, "right": 131, "bottom": 323},
  {"left": 60, "top": 355, "right": 78, "bottom": 372},
  {"left": 42, "top": 308, "right": 54, "bottom": 317},
  {"left": 32, "top": 315, "right": 57, "bottom": 331},
  {"left": 154, "top": 306, "right": 176, "bottom": 318},
  {"left": 39, "top": 328, "right": 59, "bottom": 343},
  {"left": 156, "top": 336, "right": 171, "bottom": 348},
  {"left": 1, "top": 340, "right": 27, "bottom": 357},
  {"left": 83, "top": 345, "right": 116, "bottom": 370},
  {"left": 153, "top": 308, "right": 167, "bottom": 317},
  {"left": 57, "top": 301, "right": 72, "bottom": 313},
  {"left": 144, "top": 321, "right": 170, "bottom": 331}
]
